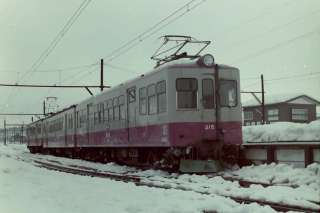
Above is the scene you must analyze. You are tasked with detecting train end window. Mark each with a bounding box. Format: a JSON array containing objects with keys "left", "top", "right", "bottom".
[{"left": 220, "top": 80, "right": 237, "bottom": 107}]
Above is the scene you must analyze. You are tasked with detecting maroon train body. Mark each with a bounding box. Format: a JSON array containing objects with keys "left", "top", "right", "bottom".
[{"left": 26, "top": 54, "right": 242, "bottom": 172}]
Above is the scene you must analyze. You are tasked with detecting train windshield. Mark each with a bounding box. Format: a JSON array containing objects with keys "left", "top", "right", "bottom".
[
  {"left": 220, "top": 80, "right": 237, "bottom": 107},
  {"left": 176, "top": 78, "right": 198, "bottom": 109}
]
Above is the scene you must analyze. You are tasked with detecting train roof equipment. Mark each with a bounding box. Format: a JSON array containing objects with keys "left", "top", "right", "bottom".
[{"left": 151, "top": 35, "right": 212, "bottom": 67}]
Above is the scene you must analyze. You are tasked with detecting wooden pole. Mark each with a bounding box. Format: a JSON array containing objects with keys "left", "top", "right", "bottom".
[
  {"left": 100, "top": 59, "right": 104, "bottom": 92},
  {"left": 261, "top": 74, "right": 265, "bottom": 124},
  {"left": 43, "top": 101, "right": 46, "bottom": 116},
  {"left": 4, "top": 120, "right": 7, "bottom": 145}
]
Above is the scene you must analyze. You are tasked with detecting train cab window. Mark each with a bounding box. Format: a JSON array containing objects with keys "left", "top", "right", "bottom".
[
  {"left": 113, "top": 97, "right": 119, "bottom": 120},
  {"left": 202, "top": 79, "right": 214, "bottom": 109},
  {"left": 220, "top": 80, "right": 237, "bottom": 107},
  {"left": 157, "top": 80, "right": 166, "bottom": 113},
  {"left": 176, "top": 78, "right": 197, "bottom": 109},
  {"left": 148, "top": 84, "right": 157, "bottom": 114},
  {"left": 119, "top": 95, "right": 125, "bottom": 120},
  {"left": 139, "top": 87, "right": 147, "bottom": 115}
]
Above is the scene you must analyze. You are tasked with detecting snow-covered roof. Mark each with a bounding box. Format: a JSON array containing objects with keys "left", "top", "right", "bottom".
[{"left": 242, "top": 93, "right": 320, "bottom": 107}]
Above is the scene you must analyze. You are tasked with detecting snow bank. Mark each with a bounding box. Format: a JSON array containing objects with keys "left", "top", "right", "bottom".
[
  {"left": 243, "top": 120, "right": 320, "bottom": 142},
  {"left": 229, "top": 163, "right": 320, "bottom": 194}
]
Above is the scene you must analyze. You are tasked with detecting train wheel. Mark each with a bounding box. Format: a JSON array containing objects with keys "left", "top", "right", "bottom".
[{"left": 146, "top": 151, "right": 160, "bottom": 168}]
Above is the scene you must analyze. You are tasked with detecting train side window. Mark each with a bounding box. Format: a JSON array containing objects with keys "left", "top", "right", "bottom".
[
  {"left": 176, "top": 78, "right": 197, "bottom": 109},
  {"left": 157, "top": 80, "right": 166, "bottom": 113},
  {"left": 113, "top": 97, "right": 119, "bottom": 120},
  {"left": 108, "top": 99, "right": 113, "bottom": 121},
  {"left": 139, "top": 87, "right": 147, "bottom": 115},
  {"left": 76, "top": 111, "right": 79, "bottom": 128},
  {"left": 202, "top": 79, "right": 214, "bottom": 109},
  {"left": 220, "top": 80, "right": 237, "bottom": 107},
  {"left": 148, "top": 84, "right": 157, "bottom": 115},
  {"left": 104, "top": 100, "right": 109, "bottom": 122},
  {"left": 94, "top": 104, "right": 98, "bottom": 125},
  {"left": 119, "top": 95, "right": 125, "bottom": 120},
  {"left": 98, "top": 102, "right": 104, "bottom": 124}
]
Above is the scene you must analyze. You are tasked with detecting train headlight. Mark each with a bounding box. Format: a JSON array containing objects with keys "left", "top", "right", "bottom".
[{"left": 198, "top": 54, "right": 215, "bottom": 67}]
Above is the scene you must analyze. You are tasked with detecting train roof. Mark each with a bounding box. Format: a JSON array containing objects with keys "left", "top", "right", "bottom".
[
  {"left": 77, "top": 57, "right": 239, "bottom": 105},
  {"left": 243, "top": 93, "right": 320, "bottom": 107}
]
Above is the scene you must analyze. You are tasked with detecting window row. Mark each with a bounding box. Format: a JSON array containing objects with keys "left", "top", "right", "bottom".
[
  {"left": 48, "top": 118, "right": 63, "bottom": 133},
  {"left": 244, "top": 108, "right": 309, "bottom": 122},
  {"left": 175, "top": 78, "right": 237, "bottom": 109},
  {"left": 139, "top": 80, "right": 167, "bottom": 115}
]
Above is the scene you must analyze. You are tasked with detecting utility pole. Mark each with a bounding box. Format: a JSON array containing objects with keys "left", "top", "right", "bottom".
[
  {"left": 43, "top": 100, "right": 46, "bottom": 116},
  {"left": 261, "top": 74, "right": 265, "bottom": 124},
  {"left": 4, "top": 120, "right": 7, "bottom": 145},
  {"left": 21, "top": 125, "right": 24, "bottom": 144},
  {"left": 100, "top": 59, "right": 104, "bottom": 92}
]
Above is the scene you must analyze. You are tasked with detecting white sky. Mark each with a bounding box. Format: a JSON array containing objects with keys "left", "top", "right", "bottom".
[{"left": 0, "top": 0, "right": 320, "bottom": 124}]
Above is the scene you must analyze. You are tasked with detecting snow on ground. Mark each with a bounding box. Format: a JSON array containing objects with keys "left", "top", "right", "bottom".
[
  {"left": 243, "top": 120, "right": 320, "bottom": 142},
  {"left": 225, "top": 163, "right": 320, "bottom": 204},
  {"left": 1, "top": 144, "right": 278, "bottom": 213}
]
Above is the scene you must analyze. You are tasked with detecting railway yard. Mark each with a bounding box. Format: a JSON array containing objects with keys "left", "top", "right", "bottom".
[{"left": 1, "top": 1, "right": 320, "bottom": 212}]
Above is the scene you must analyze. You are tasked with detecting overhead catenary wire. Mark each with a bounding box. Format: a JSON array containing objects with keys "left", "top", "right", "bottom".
[
  {"left": 102, "top": 0, "right": 198, "bottom": 61},
  {"left": 1, "top": 0, "right": 92, "bottom": 112},
  {"left": 241, "top": 72, "right": 320, "bottom": 89},
  {"left": 232, "top": 28, "right": 320, "bottom": 64},
  {"left": 19, "top": 0, "right": 92, "bottom": 82},
  {"left": 24, "top": 0, "right": 208, "bottom": 114},
  {"left": 102, "top": 0, "right": 207, "bottom": 62},
  {"left": 223, "top": 8, "right": 320, "bottom": 50}
]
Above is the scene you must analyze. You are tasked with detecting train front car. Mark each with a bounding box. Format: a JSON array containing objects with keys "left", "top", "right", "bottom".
[{"left": 164, "top": 54, "right": 242, "bottom": 172}]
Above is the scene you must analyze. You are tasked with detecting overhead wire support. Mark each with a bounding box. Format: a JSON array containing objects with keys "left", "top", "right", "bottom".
[
  {"left": 0, "top": 83, "right": 110, "bottom": 89},
  {"left": 0, "top": 113, "right": 44, "bottom": 116}
]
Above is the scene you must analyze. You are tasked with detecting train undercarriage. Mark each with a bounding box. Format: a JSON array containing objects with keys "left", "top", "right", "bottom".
[{"left": 28, "top": 143, "right": 241, "bottom": 173}]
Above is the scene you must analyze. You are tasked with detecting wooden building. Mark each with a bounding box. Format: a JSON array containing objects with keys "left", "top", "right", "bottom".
[{"left": 242, "top": 94, "right": 320, "bottom": 126}]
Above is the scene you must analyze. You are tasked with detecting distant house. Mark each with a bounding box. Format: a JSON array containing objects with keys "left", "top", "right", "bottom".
[{"left": 242, "top": 94, "right": 320, "bottom": 126}]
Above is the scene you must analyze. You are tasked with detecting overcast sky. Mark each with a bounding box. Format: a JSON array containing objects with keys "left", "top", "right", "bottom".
[{"left": 0, "top": 0, "right": 320, "bottom": 124}]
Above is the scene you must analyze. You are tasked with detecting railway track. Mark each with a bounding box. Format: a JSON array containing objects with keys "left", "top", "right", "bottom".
[{"left": 33, "top": 159, "right": 320, "bottom": 213}]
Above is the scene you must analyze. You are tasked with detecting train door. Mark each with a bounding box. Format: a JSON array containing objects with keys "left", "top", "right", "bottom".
[
  {"left": 74, "top": 108, "right": 77, "bottom": 148},
  {"left": 86, "top": 103, "right": 93, "bottom": 144},
  {"left": 200, "top": 76, "right": 216, "bottom": 139},
  {"left": 127, "top": 87, "right": 136, "bottom": 143}
]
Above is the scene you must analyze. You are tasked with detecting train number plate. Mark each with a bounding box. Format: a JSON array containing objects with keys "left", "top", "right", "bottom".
[{"left": 205, "top": 124, "right": 215, "bottom": 130}]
